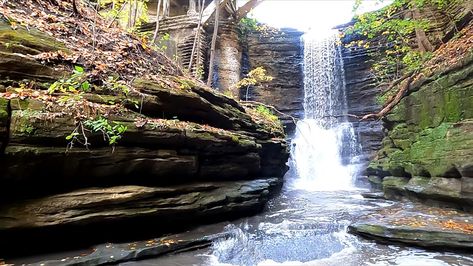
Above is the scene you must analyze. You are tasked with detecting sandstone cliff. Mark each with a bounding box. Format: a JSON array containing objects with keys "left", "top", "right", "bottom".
[{"left": 0, "top": 1, "right": 289, "bottom": 253}]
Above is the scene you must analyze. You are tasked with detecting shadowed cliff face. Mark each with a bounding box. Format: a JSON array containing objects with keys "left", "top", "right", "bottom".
[
  {"left": 340, "top": 37, "right": 384, "bottom": 165},
  {"left": 243, "top": 28, "right": 305, "bottom": 135},
  {"left": 0, "top": 9, "right": 289, "bottom": 253},
  {"left": 339, "top": 0, "right": 473, "bottom": 211}
]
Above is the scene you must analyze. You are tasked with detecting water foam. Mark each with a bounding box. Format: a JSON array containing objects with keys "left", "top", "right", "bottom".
[{"left": 290, "top": 30, "right": 361, "bottom": 191}]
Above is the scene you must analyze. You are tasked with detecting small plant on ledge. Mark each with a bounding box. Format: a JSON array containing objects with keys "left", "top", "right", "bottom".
[
  {"left": 235, "top": 66, "right": 273, "bottom": 101},
  {"left": 48, "top": 66, "right": 91, "bottom": 94},
  {"left": 66, "top": 116, "right": 128, "bottom": 152}
]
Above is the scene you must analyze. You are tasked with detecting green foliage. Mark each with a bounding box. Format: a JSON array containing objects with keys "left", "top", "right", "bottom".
[
  {"left": 99, "top": 0, "right": 149, "bottom": 30},
  {"left": 84, "top": 116, "right": 127, "bottom": 145},
  {"left": 236, "top": 67, "right": 273, "bottom": 89},
  {"left": 237, "top": 17, "right": 260, "bottom": 38},
  {"left": 156, "top": 32, "right": 170, "bottom": 52},
  {"left": 195, "top": 65, "right": 204, "bottom": 80},
  {"left": 104, "top": 75, "right": 130, "bottom": 95},
  {"left": 402, "top": 50, "right": 433, "bottom": 72},
  {"left": 237, "top": 17, "right": 279, "bottom": 40},
  {"left": 255, "top": 105, "right": 278, "bottom": 122},
  {"left": 347, "top": 0, "right": 455, "bottom": 80},
  {"left": 48, "top": 66, "right": 91, "bottom": 94},
  {"left": 237, "top": 67, "right": 273, "bottom": 100}
]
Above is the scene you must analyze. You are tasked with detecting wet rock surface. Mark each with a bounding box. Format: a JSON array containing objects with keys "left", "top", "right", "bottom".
[
  {"left": 0, "top": 18, "right": 289, "bottom": 256},
  {"left": 366, "top": 54, "right": 473, "bottom": 210},
  {"left": 350, "top": 203, "right": 473, "bottom": 250},
  {"left": 26, "top": 225, "right": 233, "bottom": 266}
]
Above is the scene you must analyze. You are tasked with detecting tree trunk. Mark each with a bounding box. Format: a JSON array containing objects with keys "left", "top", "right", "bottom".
[
  {"left": 163, "top": 0, "right": 170, "bottom": 17},
  {"left": 127, "top": 0, "right": 132, "bottom": 28},
  {"left": 151, "top": 0, "right": 162, "bottom": 44},
  {"left": 207, "top": 0, "right": 220, "bottom": 87},
  {"left": 188, "top": 0, "right": 205, "bottom": 73},
  {"left": 412, "top": 8, "right": 435, "bottom": 52},
  {"left": 133, "top": 0, "right": 139, "bottom": 27},
  {"left": 236, "top": 0, "right": 263, "bottom": 20}
]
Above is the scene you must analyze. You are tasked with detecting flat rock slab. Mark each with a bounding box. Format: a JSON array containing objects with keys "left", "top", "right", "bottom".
[
  {"left": 27, "top": 228, "right": 234, "bottom": 266},
  {"left": 0, "top": 178, "right": 281, "bottom": 231},
  {"left": 360, "top": 192, "right": 385, "bottom": 199},
  {"left": 349, "top": 203, "right": 473, "bottom": 250}
]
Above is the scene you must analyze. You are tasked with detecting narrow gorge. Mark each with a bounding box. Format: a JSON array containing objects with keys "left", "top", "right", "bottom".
[{"left": 0, "top": 0, "right": 472, "bottom": 265}]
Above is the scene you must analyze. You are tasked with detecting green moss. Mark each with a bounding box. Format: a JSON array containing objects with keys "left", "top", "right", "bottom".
[
  {"left": 175, "top": 78, "right": 195, "bottom": 90},
  {"left": 355, "top": 224, "right": 386, "bottom": 235},
  {"left": 383, "top": 176, "right": 409, "bottom": 188},
  {"left": 372, "top": 61, "right": 473, "bottom": 180},
  {"left": 255, "top": 105, "right": 278, "bottom": 122},
  {"left": 231, "top": 135, "right": 240, "bottom": 143},
  {"left": 0, "top": 25, "right": 67, "bottom": 54},
  {"left": 0, "top": 97, "right": 9, "bottom": 122},
  {"left": 13, "top": 109, "right": 40, "bottom": 135}
]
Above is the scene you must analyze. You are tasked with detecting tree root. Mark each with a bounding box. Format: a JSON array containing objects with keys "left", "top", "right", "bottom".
[{"left": 353, "top": 74, "right": 415, "bottom": 121}]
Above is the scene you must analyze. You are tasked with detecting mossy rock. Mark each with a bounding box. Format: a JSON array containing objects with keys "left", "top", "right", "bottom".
[
  {"left": 0, "top": 23, "right": 67, "bottom": 55},
  {"left": 382, "top": 176, "right": 409, "bottom": 199},
  {"left": 386, "top": 62, "right": 473, "bottom": 128},
  {"left": 371, "top": 120, "right": 473, "bottom": 179},
  {"left": 0, "top": 97, "right": 9, "bottom": 147},
  {"left": 0, "top": 97, "right": 8, "bottom": 123}
]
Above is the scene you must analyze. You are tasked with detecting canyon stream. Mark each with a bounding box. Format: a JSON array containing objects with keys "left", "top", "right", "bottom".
[
  {"left": 120, "top": 31, "right": 473, "bottom": 266},
  {"left": 14, "top": 30, "right": 473, "bottom": 266}
]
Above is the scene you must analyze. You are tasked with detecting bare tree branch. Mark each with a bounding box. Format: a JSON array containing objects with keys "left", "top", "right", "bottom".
[
  {"left": 151, "top": 0, "right": 162, "bottom": 44},
  {"left": 236, "top": 0, "right": 264, "bottom": 20},
  {"left": 188, "top": 0, "right": 205, "bottom": 73}
]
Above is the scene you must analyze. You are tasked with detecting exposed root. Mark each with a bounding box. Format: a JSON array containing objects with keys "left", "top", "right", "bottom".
[{"left": 356, "top": 74, "right": 415, "bottom": 121}]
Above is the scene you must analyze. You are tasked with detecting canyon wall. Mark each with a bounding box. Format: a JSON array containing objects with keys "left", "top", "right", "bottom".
[
  {"left": 244, "top": 28, "right": 304, "bottom": 134},
  {"left": 340, "top": 1, "right": 473, "bottom": 210}
]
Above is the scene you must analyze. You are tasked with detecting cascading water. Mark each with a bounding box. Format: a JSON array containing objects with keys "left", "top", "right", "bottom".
[
  {"left": 291, "top": 30, "right": 361, "bottom": 191},
  {"left": 109, "top": 29, "right": 473, "bottom": 266}
]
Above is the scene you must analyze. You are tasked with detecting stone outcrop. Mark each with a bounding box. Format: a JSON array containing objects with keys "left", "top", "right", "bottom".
[
  {"left": 29, "top": 229, "right": 230, "bottom": 266},
  {"left": 340, "top": 0, "right": 473, "bottom": 166},
  {"left": 340, "top": 1, "right": 473, "bottom": 210},
  {"left": 0, "top": 179, "right": 280, "bottom": 231},
  {"left": 244, "top": 28, "right": 304, "bottom": 134},
  {"left": 0, "top": 16, "right": 289, "bottom": 253},
  {"left": 349, "top": 203, "right": 473, "bottom": 250},
  {"left": 366, "top": 51, "right": 473, "bottom": 211}
]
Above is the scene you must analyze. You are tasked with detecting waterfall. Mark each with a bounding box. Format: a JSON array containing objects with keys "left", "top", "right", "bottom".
[{"left": 291, "top": 30, "right": 361, "bottom": 191}]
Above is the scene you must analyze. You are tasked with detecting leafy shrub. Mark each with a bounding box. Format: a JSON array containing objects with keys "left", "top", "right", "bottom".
[
  {"left": 84, "top": 116, "right": 127, "bottom": 145},
  {"left": 48, "top": 66, "right": 91, "bottom": 94}
]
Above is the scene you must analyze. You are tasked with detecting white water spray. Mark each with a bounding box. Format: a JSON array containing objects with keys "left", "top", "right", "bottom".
[{"left": 291, "top": 30, "right": 361, "bottom": 191}]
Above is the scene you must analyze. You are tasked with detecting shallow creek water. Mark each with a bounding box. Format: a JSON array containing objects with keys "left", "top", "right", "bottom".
[{"left": 122, "top": 173, "right": 473, "bottom": 266}]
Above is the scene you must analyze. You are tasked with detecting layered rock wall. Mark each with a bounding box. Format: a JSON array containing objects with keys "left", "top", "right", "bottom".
[
  {"left": 368, "top": 53, "right": 473, "bottom": 210},
  {"left": 340, "top": 36, "right": 384, "bottom": 164},
  {"left": 340, "top": 0, "right": 473, "bottom": 166},
  {"left": 244, "top": 28, "right": 304, "bottom": 134},
  {"left": 340, "top": 1, "right": 473, "bottom": 209},
  {"left": 0, "top": 18, "right": 289, "bottom": 252}
]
